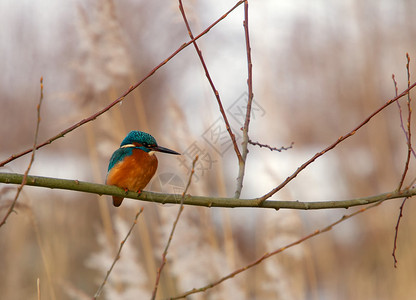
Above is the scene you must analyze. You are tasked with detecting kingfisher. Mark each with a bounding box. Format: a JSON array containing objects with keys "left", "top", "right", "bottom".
[{"left": 106, "top": 130, "right": 180, "bottom": 207}]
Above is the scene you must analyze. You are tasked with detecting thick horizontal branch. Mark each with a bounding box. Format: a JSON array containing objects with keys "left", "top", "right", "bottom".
[{"left": 0, "top": 172, "right": 414, "bottom": 210}]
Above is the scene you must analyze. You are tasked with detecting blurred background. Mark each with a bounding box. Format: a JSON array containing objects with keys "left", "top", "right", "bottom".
[{"left": 1, "top": 0, "right": 416, "bottom": 299}]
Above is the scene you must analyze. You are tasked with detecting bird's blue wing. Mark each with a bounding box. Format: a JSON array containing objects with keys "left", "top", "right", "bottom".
[{"left": 108, "top": 147, "right": 133, "bottom": 171}]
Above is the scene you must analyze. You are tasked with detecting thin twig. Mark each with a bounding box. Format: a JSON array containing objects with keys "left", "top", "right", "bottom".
[
  {"left": 392, "top": 74, "right": 399, "bottom": 96},
  {"left": 397, "top": 53, "right": 413, "bottom": 190},
  {"left": 93, "top": 207, "right": 144, "bottom": 299},
  {"left": 392, "top": 54, "right": 413, "bottom": 268},
  {"left": 1, "top": 172, "right": 416, "bottom": 210},
  {"left": 177, "top": 0, "right": 242, "bottom": 164},
  {"left": 169, "top": 201, "right": 384, "bottom": 299},
  {"left": 235, "top": 0, "right": 254, "bottom": 199},
  {"left": 394, "top": 74, "right": 416, "bottom": 158},
  {"left": 392, "top": 197, "right": 408, "bottom": 268},
  {"left": 151, "top": 155, "right": 199, "bottom": 300},
  {"left": 258, "top": 81, "right": 416, "bottom": 203},
  {"left": 0, "top": 77, "right": 44, "bottom": 228},
  {"left": 0, "top": 0, "right": 245, "bottom": 168},
  {"left": 249, "top": 139, "right": 294, "bottom": 152}
]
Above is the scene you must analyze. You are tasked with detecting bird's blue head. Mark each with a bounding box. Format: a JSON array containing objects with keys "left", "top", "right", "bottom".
[
  {"left": 108, "top": 131, "right": 180, "bottom": 172},
  {"left": 120, "top": 131, "right": 180, "bottom": 155},
  {"left": 121, "top": 131, "right": 158, "bottom": 152}
]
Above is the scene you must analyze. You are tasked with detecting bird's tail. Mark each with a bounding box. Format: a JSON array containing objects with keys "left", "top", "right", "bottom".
[{"left": 112, "top": 196, "right": 124, "bottom": 207}]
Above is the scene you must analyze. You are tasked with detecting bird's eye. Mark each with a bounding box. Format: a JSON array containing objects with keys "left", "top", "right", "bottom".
[{"left": 142, "top": 142, "right": 149, "bottom": 147}]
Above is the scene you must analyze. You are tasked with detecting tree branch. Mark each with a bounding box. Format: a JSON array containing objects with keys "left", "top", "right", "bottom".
[
  {"left": 151, "top": 155, "right": 198, "bottom": 300},
  {"left": 0, "top": 77, "right": 44, "bottom": 228},
  {"left": 258, "top": 81, "right": 416, "bottom": 203},
  {"left": 0, "top": 0, "right": 245, "bottom": 168},
  {"left": 235, "top": 0, "right": 254, "bottom": 199},
  {"left": 177, "top": 0, "right": 243, "bottom": 165},
  {"left": 170, "top": 199, "right": 385, "bottom": 299},
  {"left": 0, "top": 172, "right": 414, "bottom": 210},
  {"left": 93, "top": 208, "right": 144, "bottom": 299},
  {"left": 397, "top": 53, "right": 413, "bottom": 190}
]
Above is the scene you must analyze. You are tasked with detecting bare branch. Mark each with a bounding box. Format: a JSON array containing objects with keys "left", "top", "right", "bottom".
[
  {"left": 177, "top": 0, "right": 242, "bottom": 165},
  {"left": 392, "top": 197, "right": 408, "bottom": 268},
  {"left": 235, "top": 0, "right": 254, "bottom": 199},
  {"left": 258, "top": 81, "right": 416, "bottom": 203},
  {"left": 248, "top": 139, "right": 294, "bottom": 152},
  {"left": 1, "top": 172, "right": 415, "bottom": 210},
  {"left": 394, "top": 74, "right": 416, "bottom": 159},
  {"left": 397, "top": 53, "right": 413, "bottom": 190},
  {"left": 392, "top": 54, "right": 413, "bottom": 268},
  {"left": 0, "top": 1, "right": 245, "bottom": 168},
  {"left": 151, "top": 156, "right": 198, "bottom": 300},
  {"left": 93, "top": 207, "right": 144, "bottom": 299},
  {"left": 170, "top": 200, "right": 384, "bottom": 299},
  {"left": 0, "top": 77, "right": 44, "bottom": 228}
]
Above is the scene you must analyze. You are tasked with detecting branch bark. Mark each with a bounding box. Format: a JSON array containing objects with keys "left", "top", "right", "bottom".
[
  {"left": 235, "top": 0, "right": 254, "bottom": 199},
  {"left": 0, "top": 172, "right": 414, "bottom": 210}
]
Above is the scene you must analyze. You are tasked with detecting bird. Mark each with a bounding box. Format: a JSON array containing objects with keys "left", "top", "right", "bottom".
[{"left": 106, "top": 130, "right": 180, "bottom": 207}]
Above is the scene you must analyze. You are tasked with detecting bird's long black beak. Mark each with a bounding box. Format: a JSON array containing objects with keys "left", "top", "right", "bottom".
[{"left": 153, "top": 145, "right": 181, "bottom": 155}]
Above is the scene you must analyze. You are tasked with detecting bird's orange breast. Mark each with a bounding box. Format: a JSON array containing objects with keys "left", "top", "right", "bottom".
[{"left": 106, "top": 149, "right": 158, "bottom": 192}]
